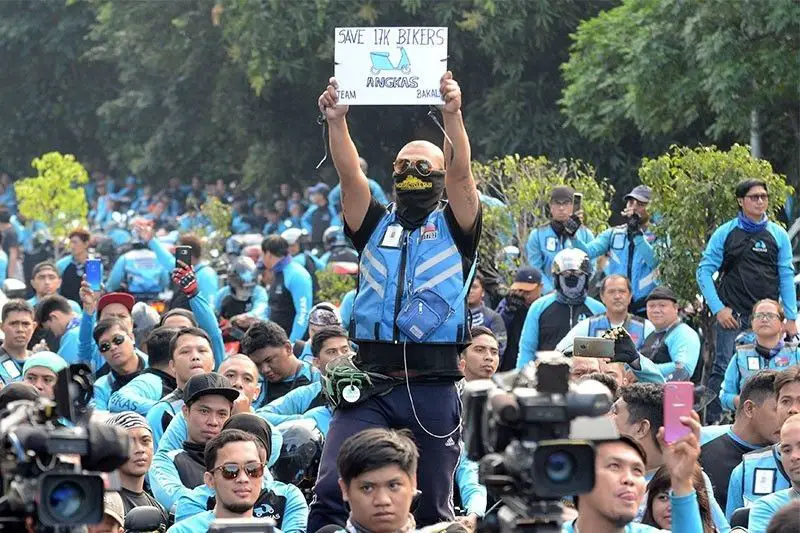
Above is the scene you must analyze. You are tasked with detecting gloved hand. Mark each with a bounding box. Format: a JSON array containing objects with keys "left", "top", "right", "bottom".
[
  {"left": 172, "top": 262, "right": 198, "bottom": 298},
  {"left": 602, "top": 326, "right": 641, "bottom": 370},
  {"left": 563, "top": 214, "right": 582, "bottom": 237},
  {"left": 626, "top": 213, "right": 642, "bottom": 235}
]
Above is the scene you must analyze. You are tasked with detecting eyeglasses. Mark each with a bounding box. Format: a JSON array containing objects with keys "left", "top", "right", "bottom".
[
  {"left": 210, "top": 461, "right": 265, "bottom": 480},
  {"left": 753, "top": 311, "right": 781, "bottom": 321},
  {"left": 98, "top": 334, "right": 126, "bottom": 353},
  {"left": 393, "top": 159, "right": 442, "bottom": 177},
  {"left": 745, "top": 193, "right": 769, "bottom": 202}
]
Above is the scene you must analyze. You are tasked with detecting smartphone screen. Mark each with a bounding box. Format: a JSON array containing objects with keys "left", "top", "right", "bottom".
[
  {"left": 664, "top": 382, "right": 694, "bottom": 444},
  {"left": 85, "top": 259, "right": 102, "bottom": 292},
  {"left": 572, "top": 193, "right": 583, "bottom": 213},
  {"left": 175, "top": 245, "right": 193, "bottom": 268}
]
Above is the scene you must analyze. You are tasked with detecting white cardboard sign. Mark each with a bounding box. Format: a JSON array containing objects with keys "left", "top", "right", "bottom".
[{"left": 334, "top": 27, "right": 448, "bottom": 106}]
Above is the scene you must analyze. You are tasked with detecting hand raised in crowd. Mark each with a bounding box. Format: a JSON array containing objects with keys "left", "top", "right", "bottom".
[
  {"left": 171, "top": 261, "right": 198, "bottom": 299},
  {"left": 232, "top": 392, "right": 251, "bottom": 415},
  {"left": 657, "top": 410, "right": 702, "bottom": 496},
  {"left": 231, "top": 314, "right": 257, "bottom": 330},
  {"left": 784, "top": 319, "right": 798, "bottom": 339},
  {"left": 79, "top": 279, "right": 99, "bottom": 315},
  {"left": 318, "top": 77, "right": 349, "bottom": 121},
  {"left": 716, "top": 306, "right": 738, "bottom": 329},
  {"left": 440, "top": 71, "right": 462, "bottom": 114},
  {"left": 133, "top": 220, "right": 154, "bottom": 243},
  {"left": 31, "top": 339, "right": 49, "bottom": 354},
  {"left": 602, "top": 326, "right": 641, "bottom": 370}
]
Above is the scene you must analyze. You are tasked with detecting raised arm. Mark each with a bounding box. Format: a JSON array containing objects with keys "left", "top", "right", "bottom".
[
  {"left": 318, "top": 78, "right": 371, "bottom": 233},
  {"left": 440, "top": 71, "right": 479, "bottom": 232}
]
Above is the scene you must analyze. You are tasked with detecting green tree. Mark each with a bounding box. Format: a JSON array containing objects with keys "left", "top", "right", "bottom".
[
  {"left": 316, "top": 269, "right": 356, "bottom": 306},
  {"left": 15, "top": 152, "right": 89, "bottom": 258},
  {"left": 0, "top": 0, "right": 117, "bottom": 175},
  {"left": 472, "top": 154, "right": 614, "bottom": 284},
  {"left": 561, "top": 0, "right": 800, "bottom": 185}
]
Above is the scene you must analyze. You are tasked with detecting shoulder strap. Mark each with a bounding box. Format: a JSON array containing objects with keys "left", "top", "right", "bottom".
[{"left": 456, "top": 256, "right": 478, "bottom": 308}]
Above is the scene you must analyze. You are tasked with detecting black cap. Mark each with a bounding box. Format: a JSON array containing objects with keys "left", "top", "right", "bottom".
[
  {"left": 550, "top": 185, "right": 576, "bottom": 203},
  {"left": 624, "top": 185, "right": 652, "bottom": 203},
  {"left": 646, "top": 286, "right": 678, "bottom": 304},
  {"left": 511, "top": 266, "right": 543, "bottom": 290},
  {"left": 184, "top": 372, "right": 240, "bottom": 405}
]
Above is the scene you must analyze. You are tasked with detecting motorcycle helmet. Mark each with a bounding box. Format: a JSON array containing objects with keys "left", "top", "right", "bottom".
[
  {"left": 273, "top": 419, "right": 324, "bottom": 487},
  {"left": 281, "top": 228, "right": 303, "bottom": 247},
  {"left": 322, "top": 226, "right": 348, "bottom": 250},
  {"left": 551, "top": 248, "right": 591, "bottom": 277},
  {"left": 225, "top": 235, "right": 244, "bottom": 257},
  {"left": 552, "top": 248, "right": 591, "bottom": 300},
  {"left": 228, "top": 256, "right": 257, "bottom": 301}
]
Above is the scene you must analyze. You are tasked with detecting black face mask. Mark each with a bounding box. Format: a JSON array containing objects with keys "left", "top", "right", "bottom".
[{"left": 393, "top": 170, "right": 445, "bottom": 228}]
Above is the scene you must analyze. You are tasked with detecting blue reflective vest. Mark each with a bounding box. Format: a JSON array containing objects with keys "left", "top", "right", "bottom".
[
  {"left": 725, "top": 444, "right": 790, "bottom": 518},
  {"left": 719, "top": 342, "right": 800, "bottom": 411},
  {"left": 587, "top": 313, "right": 647, "bottom": 349},
  {"left": 352, "top": 204, "right": 474, "bottom": 344}
]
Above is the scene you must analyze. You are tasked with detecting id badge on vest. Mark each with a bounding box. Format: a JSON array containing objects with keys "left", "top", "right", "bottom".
[
  {"left": 545, "top": 236, "right": 557, "bottom": 252},
  {"left": 1, "top": 359, "right": 21, "bottom": 380},
  {"left": 747, "top": 356, "right": 761, "bottom": 371},
  {"left": 753, "top": 468, "right": 775, "bottom": 496},
  {"left": 380, "top": 224, "right": 404, "bottom": 248}
]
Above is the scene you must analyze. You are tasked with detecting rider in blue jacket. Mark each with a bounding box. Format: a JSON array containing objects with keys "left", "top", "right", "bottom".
[
  {"left": 525, "top": 185, "right": 593, "bottom": 294},
  {"left": 91, "top": 318, "right": 147, "bottom": 411},
  {"left": 261, "top": 236, "right": 313, "bottom": 343}
]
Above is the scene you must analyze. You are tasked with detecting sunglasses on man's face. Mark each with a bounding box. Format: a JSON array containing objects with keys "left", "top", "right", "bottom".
[
  {"left": 393, "top": 158, "right": 441, "bottom": 177},
  {"left": 98, "top": 334, "right": 126, "bottom": 353},
  {"left": 211, "top": 461, "right": 265, "bottom": 480}
]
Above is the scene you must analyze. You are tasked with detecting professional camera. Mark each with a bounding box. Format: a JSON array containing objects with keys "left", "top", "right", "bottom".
[
  {"left": 462, "top": 352, "right": 617, "bottom": 533},
  {"left": 0, "top": 364, "right": 130, "bottom": 532}
]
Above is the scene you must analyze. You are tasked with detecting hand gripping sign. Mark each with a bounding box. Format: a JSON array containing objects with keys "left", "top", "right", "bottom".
[{"left": 334, "top": 26, "right": 448, "bottom": 105}]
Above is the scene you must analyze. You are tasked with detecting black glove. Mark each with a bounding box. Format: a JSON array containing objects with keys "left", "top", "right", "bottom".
[
  {"left": 171, "top": 263, "right": 198, "bottom": 298},
  {"left": 603, "top": 326, "right": 641, "bottom": 370},
  {"left": 563, "top": 214, "right": 582, "bottom": 237},
  {"left": 626, "top": 213, "right": 642, "bottom": 235}
]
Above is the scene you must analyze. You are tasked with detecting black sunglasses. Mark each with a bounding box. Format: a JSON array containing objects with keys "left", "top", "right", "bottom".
[
  {"left": 393, "top": 158, "right": 443, "bottom": 177},
  {"left": 99, "top": 334, "right": 126, "bottom": 354},
  {"left": 211, "top": 461, "right": 265, "bottom": 480}
]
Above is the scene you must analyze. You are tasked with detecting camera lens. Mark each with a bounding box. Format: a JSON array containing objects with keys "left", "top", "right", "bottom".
[
  {"left": 48, "top": 481, "right": 85, "bottom": 520},
  {"left": 544, "top": 450, "right": 575, "bottom": 483}
]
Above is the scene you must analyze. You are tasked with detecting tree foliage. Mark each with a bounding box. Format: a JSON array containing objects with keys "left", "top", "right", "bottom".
[
  {"left": 15, "top": 152, "right": 89, "bottom": 258},
  {"left": 561, "top": 0, "right": 800, "bottom": 185},
  {"left": 316, "top": 269, "right": 356, "bottom": 306},
  {"left": 639, "top": 144, "right": 793, "bottom": 305}
]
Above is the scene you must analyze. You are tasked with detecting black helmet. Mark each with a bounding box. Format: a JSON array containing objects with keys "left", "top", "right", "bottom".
[{"left": 273, "top": 419, "right": 324, "bottom": 487}]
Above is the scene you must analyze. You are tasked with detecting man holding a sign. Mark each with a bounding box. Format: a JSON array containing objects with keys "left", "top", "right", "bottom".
[{"left": 311, "top": 59, "right": 481, "bottom": 529}]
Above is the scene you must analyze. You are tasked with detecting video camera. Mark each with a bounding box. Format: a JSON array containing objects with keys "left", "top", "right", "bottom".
[
  {"left": 462, "top": 352, "right": 616, "bottom": 533},
  {"left": 0, "top": 364, "right": 130, "bottom": 532}
]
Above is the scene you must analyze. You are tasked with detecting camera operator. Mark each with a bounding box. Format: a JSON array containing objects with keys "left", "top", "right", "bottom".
[
  {"left": 565, "top": 427, "right": 705, "bottom": 533},
  {"left": 104, "top": 412, "right": 167, "bottom": 523},
  {"left": 21, "top": 351, "right": 67, "bottom": 399},
  {"left": 87, "top": 491, "right": 125, "bottom": 533}
]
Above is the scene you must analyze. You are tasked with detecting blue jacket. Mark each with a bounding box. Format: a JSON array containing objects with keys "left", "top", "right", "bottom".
[
  {"left": 720, "top": 342, "right": 800, "bottom": 411},
  {"left": 726, "top": 444, "right": 790, "bottom": 519},
  {"left": 562, "top": 492, "right": 705, "bottom": 533},
  {"left": 576, "top": 225, "right": 659, "bottom": 304},
  {"left": 155, "top": 411, "right": 283, "bottom": 468},
  {"left": 148, "top": 239, "right": 219, "bottom": 308},
  {"left": 57, "top": 318, "right": 82, "bottom": 364},
  {"left": 78, "top": 310, "right": 150, "bottom": 374},
  {"left": 150, "top": 446, "right": 197, "bottom": 513},
  {"left": 301, "top": 204, "right": 341, "bottom": 235},
  {"left": 91, "top": 356, "right": 147, "bottom": 411},
  {"left": 107, "top": 247, "right": 170, "bottom": 296},
  {"left": 215, "top": 285, "right": 270, "bottom": 320},
  {"left": 697, "top": 217, "right": 797, "bottom": 319},
  {"left": 174, "top": 473, "right": 308, "bottom": 533},
  {"left": 455, "top": 450, "right": 487, "bottom": 517},
  {"left": 526, "top": 223, "right": 594, "bottom": 293},
  {"left": 268, "top": 257, "right": 313, "bottom": 343},
  {"left": 329, "top": 180, "right": 388, "bottom": 211},
  {"left": 257, "top": 381, "right": 332, "bottom": 436},
  {"left": 188, "top": 293, "right": 226, "bottom": 370},
  {"left": 108, "top": 369, "right": 174, "bottom": 415},
  {"left": 517, "top": 293, "right": 605, "bottom": 368},
  {"left": 253, "top": 360, "right": 320, "bottom": 409},
  {"left": 0, "top": 249, "right": 8, "bottom": 284},
  {"left": 147, "top": 389, "right": 185, "bottom": 446},
  {"left": 748, "top": 487, "right": 797, "bottom": 533},
  {"left": 339, "top": 289, "right": 355, "bottom": 330},
  {"left": 292, "top": 250, "right": 325, "bottom": 272},
  {"left": 352, "top": 205, "right": 475, "bottom": 345},
  {"left": 0, "top": 348, "right": 28, "bottom": 386},
  {"left": 639, "top": 322, "right": 702, "bottom": 380}
]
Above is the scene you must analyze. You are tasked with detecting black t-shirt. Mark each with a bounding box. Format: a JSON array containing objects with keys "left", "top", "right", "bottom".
[
  {"left": 699, "top": 431, "right": 755, "bottom": 510},
  {"left": 1, "top": 226, "right": 17, "bottom": 257},
  {"left": 345, "top": 197, "right": 482, "bottom": 380},
  {"left": 120, "top": 487, "right": 168, "bottom": 525}
]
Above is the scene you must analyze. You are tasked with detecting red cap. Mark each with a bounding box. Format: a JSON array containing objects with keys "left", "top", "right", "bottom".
[{"left": 97, "top": 293, "right": 135, "bottom": 316}]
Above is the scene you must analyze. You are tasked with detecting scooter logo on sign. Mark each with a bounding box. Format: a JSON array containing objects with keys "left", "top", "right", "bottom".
[{"left": 366, "top": 47, "right": 419, "bottom": 89}]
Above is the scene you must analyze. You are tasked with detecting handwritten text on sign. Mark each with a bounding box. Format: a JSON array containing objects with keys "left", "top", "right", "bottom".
[{"left": 334, "top": 27, "right": 448, "bottom": 106}]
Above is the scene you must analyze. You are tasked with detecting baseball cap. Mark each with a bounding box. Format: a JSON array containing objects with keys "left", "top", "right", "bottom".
[
  {"left": 624, "top": 185, "right": 652, "bottom": 204},
  {"left": 309, "top": 302, "right": 341, "bottom": 327},
  {"left": 97, "top": 292, "right": 135, "bottom": 316},
  {"left": 184, "top": 373, "right": 240, "bottom": 405},
  {"left": 308, "top": 182, "right": 330, "bottom": 196},
  {"left": 510, "top": 266, "right": 543, "bottom": 291},
  {"left": 102, "top": 491, "right": 125, "bottom": 526},
  {"left": 22, "top": 351, "right": 68, "bottom": 377},
  {"left": 550, "top": 185, "right": 576, "bottom": 203},
  {"left": 646, "top": 286, "right": 678, "bottom": 304}
]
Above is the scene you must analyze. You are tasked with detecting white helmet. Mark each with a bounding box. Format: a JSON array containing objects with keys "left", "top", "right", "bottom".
[{"left": 281, "top": 228, "right": 303, "bottom": 246}]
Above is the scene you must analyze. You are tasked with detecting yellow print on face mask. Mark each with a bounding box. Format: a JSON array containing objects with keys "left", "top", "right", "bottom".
[{"left": 395, "top": 175, "right": 433, "bottom": 191}]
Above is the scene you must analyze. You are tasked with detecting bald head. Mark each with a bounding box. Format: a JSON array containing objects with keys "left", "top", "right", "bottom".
[
  {"left": 396, "top": 141, "right": 445, "bottom": 171},
  {"left": 219, "top": 354, "right": 261, "bottom": 402},
  {"left": 780, "top": 413, "right": 800, "bottom": 486}
]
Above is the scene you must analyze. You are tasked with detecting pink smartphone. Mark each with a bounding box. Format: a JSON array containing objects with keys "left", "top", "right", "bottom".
[{"left": 664, "top": 382, "right": 694, "bottom": 444}]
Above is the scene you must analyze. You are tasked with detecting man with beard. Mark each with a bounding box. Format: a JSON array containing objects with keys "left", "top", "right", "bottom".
[
  {"left": 495, "top": 266, "right": 542, "bottom": 371},
  {"left": 311, "top": 71, "right": 481, "bottom": 530}
]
